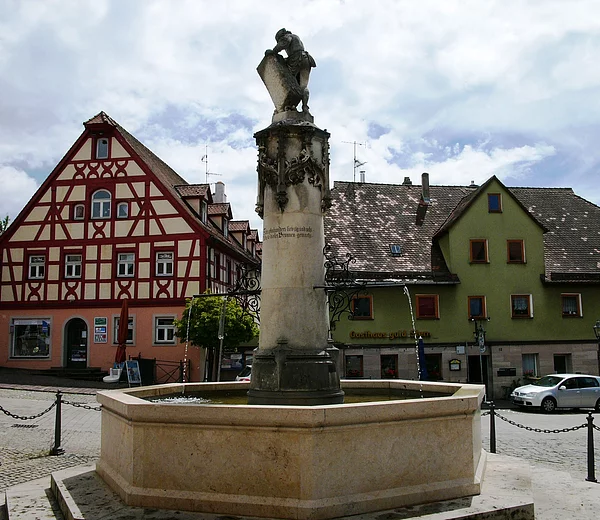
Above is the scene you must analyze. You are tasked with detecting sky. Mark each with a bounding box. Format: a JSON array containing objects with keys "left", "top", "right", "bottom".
[{"left": 2, "top": 0, "right": 600, "bottom": 235}]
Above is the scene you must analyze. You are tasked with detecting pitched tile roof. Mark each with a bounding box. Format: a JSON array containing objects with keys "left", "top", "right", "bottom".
[
  {"left": 175, "top": 184, "right": 210, "bottom": 198},
  {"left": 324, "top": 180, "right": 600, "bottom": 283},
  {"left": 229, "top": 220, "right": 250, "bottom": 232}
]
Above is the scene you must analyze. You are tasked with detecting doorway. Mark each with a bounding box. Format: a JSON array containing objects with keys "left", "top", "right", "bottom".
[
  {"left": 66, "top": 318, "right": 88, "bottom": 368},
  {"left": 468, "top": 354, "right": 489, "bottom": 395}
]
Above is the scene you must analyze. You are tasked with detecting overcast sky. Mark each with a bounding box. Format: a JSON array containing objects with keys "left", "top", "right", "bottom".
[{"left": 2, "top": 0, "right": 600, "bottom": 235}]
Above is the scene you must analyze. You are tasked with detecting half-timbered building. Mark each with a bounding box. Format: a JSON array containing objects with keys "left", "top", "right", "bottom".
[{"left": 0, "top": 112, "right": 260, "bottom": 381}]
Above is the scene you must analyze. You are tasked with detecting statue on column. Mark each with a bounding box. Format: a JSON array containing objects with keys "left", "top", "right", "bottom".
[{"left": 265, "top": 29, "right": 316, "bottom": 113}]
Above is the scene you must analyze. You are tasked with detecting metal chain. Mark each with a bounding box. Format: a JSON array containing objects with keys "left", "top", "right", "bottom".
[
  {"left": 594, "top": 423, "right": 600, "bottom": 432},
  {"left": 62, "top": 400, "right": 102, "bottom": 411},
  {"left": 494, "top": 411, "right": 587, "bottom": 433},
  {"left": 481, "top": 410, "right": 490, "bottom": 416},
  {"left": 0, "top": 401, "right": 56, "bottom": 421}
]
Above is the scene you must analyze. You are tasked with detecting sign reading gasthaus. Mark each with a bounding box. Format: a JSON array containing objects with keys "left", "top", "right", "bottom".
[{"left": 350, "top": 329, "right": 431, "bottom": 340}]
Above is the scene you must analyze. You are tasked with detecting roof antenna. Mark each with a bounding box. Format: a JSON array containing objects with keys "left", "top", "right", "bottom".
[
  {"left": 201, "top": 144, "right": 222, "bottom": 184},
  {"left": 342, "top": 141, "right": 367, "bottom": 183}
]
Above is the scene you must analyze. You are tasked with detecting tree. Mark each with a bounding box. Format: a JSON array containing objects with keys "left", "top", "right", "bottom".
[
  {"left": 0, "top": 216, "right": 9, "bottom": 234},
  {"left": 173, "top": 293, "right": 258, "bottom": 381}
]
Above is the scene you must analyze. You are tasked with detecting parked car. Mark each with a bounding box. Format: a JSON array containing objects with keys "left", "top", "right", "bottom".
[
  {"left": 235, "top": 365, "right": 252, "bottom": 381},
  {"left": 510, "top": 373, "right": 600, "bottom": 412}
]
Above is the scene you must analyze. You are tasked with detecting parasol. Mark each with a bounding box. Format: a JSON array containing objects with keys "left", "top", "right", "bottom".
[{"left": 115, "top": 297, "right": 129, "bottom": 364}]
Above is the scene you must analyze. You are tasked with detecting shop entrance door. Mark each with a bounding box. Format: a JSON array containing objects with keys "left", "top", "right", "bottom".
[
  {"left": 66, "top": 318, "right": 88, "bottom": 368},
  {"left": 468, "top": 354, "right": 489, "bottom": 396}
]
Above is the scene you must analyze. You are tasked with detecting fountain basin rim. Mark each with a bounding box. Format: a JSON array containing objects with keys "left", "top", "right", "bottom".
[{"left": 97, "top": 379, "right": 485, "bottom": 428}]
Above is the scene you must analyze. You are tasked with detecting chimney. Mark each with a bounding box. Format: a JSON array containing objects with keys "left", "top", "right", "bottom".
[
  {"left": 214, "top": 181, "right": 227, "bottom": 203},
  {"left": 402, "top": 177, "right": 412, "bottom": 186},
  {"left": 421, "top": 172, "right": 430, "bottom": 204},
  {"left": 359, "top": 170, "right": 366, "bottom": 183}
]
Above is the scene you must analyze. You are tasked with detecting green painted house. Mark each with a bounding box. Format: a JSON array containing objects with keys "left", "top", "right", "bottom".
[{"left": 324, "top": 174, "right": 600, "bottom": 398}]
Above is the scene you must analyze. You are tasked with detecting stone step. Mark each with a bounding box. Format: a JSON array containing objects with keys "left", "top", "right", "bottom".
[
  {"left": 50, "top": 455, "right": 534, "bottom": 520},
  {"left": 5, "top": 477, "right": 64, "bottom": 520}
]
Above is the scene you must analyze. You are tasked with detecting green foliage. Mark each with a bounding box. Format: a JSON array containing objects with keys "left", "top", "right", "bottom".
[
  {"left": 0, "top": 215, "right": 9, "bottom": 234},
  {"left": 173, "top": 293, "right": 258, "bottom": 352}
]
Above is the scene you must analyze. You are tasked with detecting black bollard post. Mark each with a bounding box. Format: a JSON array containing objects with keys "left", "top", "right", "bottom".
[
  {"left": 489, "top": 401, "right": 496, "bottom": 454},
  {"left": 585, "top": 412, "right": 596, "bottom": 483},
  {"left": 50, "top": 390, "right": 64, "bottom": 456}
]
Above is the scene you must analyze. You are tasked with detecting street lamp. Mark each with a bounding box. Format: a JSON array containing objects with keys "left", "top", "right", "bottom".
[{"left": 593, "top": 320, "right": 600, "bottom": 376}]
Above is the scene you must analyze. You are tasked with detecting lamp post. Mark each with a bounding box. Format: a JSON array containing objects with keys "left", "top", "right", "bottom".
[
  {"left": 471, "top": 318, "right": 490, "bottom": 397},
  {"left": 593, "top": 320, "right": 600, "bottom": 376}
]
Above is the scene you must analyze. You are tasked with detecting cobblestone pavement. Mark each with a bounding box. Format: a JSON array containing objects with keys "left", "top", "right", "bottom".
[
  {"left": 0, "top": 388, "right": 101, "bottom": 494},
  {"left": 481, "top": 405, "right": 600, "bottom": 481}
]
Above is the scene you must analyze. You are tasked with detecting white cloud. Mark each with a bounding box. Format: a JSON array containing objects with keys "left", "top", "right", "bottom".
[{"left": 0, "top": 166, "right": 39, "bottom": 220}]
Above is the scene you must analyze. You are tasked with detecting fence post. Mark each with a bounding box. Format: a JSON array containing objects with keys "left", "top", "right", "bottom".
[
  {"left": 50, "top": 390, "right": 64, "bottom": 456},
  {"left": 489, "top": 401, "right": 496, "bottom": 454},
  {"left": 585, "top": 412, "right": 596, "bottom": 483},
  {"left": 179, "top": 360, "right": 184, "bottom": 382}
]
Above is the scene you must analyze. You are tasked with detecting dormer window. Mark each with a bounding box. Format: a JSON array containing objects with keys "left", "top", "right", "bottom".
[
  {"left": 390, "top": 244, "right": 402, "bottom": 256},
  {"left": 488, "top": 193, "right": 502, "bottom": 213},
  {"left": 96, "top": 138, "right": 109, "bottom": 159},
  {"left": 201, "top": 200, "right": 208, "bottom": 223},
  {"left": 223, "top": 217, "right": 229, "bottom": 237},
  {"left": 243, "top": 234, "right": 247, "bottom": 249}
]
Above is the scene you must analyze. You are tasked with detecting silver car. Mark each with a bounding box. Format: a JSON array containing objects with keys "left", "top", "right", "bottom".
[{"left": 510, "top": 373, "right": 600, "bottom": 413}]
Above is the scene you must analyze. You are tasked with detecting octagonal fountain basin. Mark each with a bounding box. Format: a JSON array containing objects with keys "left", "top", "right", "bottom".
[{"left": 96, "top": 379, "right": 485, "bottom": 520}]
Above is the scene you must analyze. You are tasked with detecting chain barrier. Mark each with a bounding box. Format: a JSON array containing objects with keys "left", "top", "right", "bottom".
[
  {"left": 494, "top": 410, "right": 587, "bottom": 434},
  {"left": 0, "top": 401, "right": 56, "bottom": 421},
  {"left": 62, "top": 399, "right": 102, "bottom": 411}
]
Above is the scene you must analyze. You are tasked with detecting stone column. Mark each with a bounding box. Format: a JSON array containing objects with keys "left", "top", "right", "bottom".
[{"left": 248, "top": 56, "right": 343, "bottom": 405}]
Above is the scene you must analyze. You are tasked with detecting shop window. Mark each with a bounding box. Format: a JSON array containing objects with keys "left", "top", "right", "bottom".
[
  {"left": 488, "top": 193, "right": 502, "bottom": 213},
  {"left": 469, "top": 239, "right": 488, "bottom": 263},
  {"left": 345, "top": 355, "right": 363, "bottom": 378},
  {"left": 73, "top": 204, "right": 85, "bottom": 220},
  {"left": 416, "top": 294, "right": 439, "bottom": 319},
  {"left": 380, "top": 355, "right": 398, "bottom": 378},
  {"left": 96, "top": 137, "right": 109, "bottom": 159},
  {"left": 352, "top": 296, "right": 373, "bottom": 319},
  {"left": 553, "top": 354, "right": 572, "bottom": 373},
  {"left": 65, "top": 254, "right": 82, "bottom": 278},
  {"left": 522, "top": 353, "right": 539, "bottom": 377},
  {"left": 114, "top": 316, "right": 134, "bottom": 344},
  {"left": 156, "top": 252, "right": 174, "bottom": 276},
  {"left": 468, "top": 296, "right": 486, "bottom": 320},
  {"left": 28, "top": 255, "right": 46, "bottom": 279},
  {"left": 507, "top": 240, "right": 525, "bottom": 263},
  {"left": 10, "top": 318, "right": 51, "bottom": 358},
  {"left": 425, "top": 353, "right": 442, "bottom": 381},
  {"left": 511, "top": 294, "right": 532, "bottom": 318},
  {"left": 117, "top": 202, "right": 129, "bottom": 219},
  {"left": 91, "top": 190, "right": 111, "bottom": 219},
  {"left": 154, "top": 317, "right": 176, "bottom": 344},
  {"left": 561, "top": 294, "right": 582, "bottom": 317},
  {"left": 117, "top": 253, "right": 135, "bottom": 277}
]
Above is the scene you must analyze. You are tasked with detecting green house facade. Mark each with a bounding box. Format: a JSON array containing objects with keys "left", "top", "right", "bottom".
[{"left": 324, "top": 174, "right": 600, "bottom": 399}]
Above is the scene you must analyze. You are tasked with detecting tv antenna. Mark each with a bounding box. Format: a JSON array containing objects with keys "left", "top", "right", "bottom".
[
  {"left": 342, "top": 141, "right": 367, "bottom": 182},
  {"left": 201, "top": 145, "right": 222, "bottom": 184}
]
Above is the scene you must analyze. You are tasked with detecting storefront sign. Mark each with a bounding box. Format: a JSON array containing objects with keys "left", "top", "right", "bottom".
[
  {"left": 349, "top": 329, "right": 431, "bottom": 340},
  {"left": 449, "top": 359, "right": 461, "bottom": 371},
  {"left": 94, "top": 317, "right": 108, "bottom": 343}
]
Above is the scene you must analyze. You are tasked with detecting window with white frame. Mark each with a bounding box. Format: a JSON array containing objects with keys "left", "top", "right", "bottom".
[
  {"left": 223, "top": 217, "right": 229, "bottom": 237},
  {"left": 155, "top": 317, "right": 176, "bottom": 344},
  {"left": 201, "top": 200, "right": 208, "bottom": 223},
  {"left": 74, "top": 204, "right": 85, "bottom": 220},
  {"left": 10, "top": 318, "right": 51, "bottom": 358},
  {"left": 156, "top": 252, "right": 174, "bottom": 276},
  {"left": 522, "top": 353, "right": 539, "bottom": 377},
  {"left": 561, "top": 294, "right": 582, "bottom": 317},
  {"left": 91, "top": 190, "right": 111, "bottom": 219},
  {"left": 96, "top": 138, "right": 109, "bottom": 159},
  {"left": 113, "top": 316, "right": 134, "bottom": 344},
  {"left": 65, "top": 254, "right": 82, "bottom": 278},
  {"left": 117, "top": 202, "right": 128, "bottom": 218},
  {"left": 28, "top": 255, "right": 45, "bottom": 279},
  {"left": 117, "top": 253, "right": 135, "bottom": 277}
]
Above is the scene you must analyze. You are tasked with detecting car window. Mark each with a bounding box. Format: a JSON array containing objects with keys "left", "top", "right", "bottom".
[
  {"left": 563, "top": 378, "right": 579, "bottom": 390},
  {"left": 577, "top": 377, "right": 599, "bottom": 388},
  {"left": 532, "top": 376, "right": 563, "bottom": 387}
]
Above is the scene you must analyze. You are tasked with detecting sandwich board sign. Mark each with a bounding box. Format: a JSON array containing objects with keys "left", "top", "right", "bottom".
[{"left": 125, "top": 360, "right": 142, "bottom": 387}]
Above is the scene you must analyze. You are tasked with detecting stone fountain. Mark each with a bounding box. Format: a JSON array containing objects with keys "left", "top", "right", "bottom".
[{"left": 94, "top": 30, "right": 490, "bottom": 520}]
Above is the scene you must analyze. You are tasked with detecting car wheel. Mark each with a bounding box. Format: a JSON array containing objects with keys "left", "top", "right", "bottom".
[
  {"left": 541, "top": 397, "right": 557, "bottom": 413},
  {"left": 595, "top": 399, "right": 600, "bottom": 412}
]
